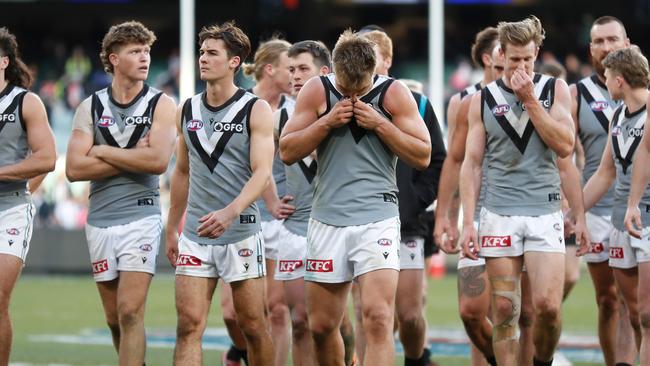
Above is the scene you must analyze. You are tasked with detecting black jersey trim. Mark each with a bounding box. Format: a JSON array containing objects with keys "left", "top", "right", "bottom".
[
  {"left": 108, "top": 84, "right": 149, "bottom": 109},
  {"left": 576, "top": 81, "right": 610, "bottom": 133},
  {"left": 483, "top": 86, "right": 535, "bottom": 154},
  {"left": 17, "top": 91, "right": 27, "bottom": 131},
  {"left": 278, "top": 108, "right": 289, "bottom": 136},
  {"left": 202, "top": 88, "right": 246, "bottom": 113},
  {"left": 297, "top": 158, "right": 317, "bottom": 184},
  {"left": 0, "top": 90, "right": 22, "bottom": 135},
  {"left": 611, "top": 105, "right": 645, "bottom": 175},
  {"left": 124, "top": 92, "right": 162, "bottom": 148}
]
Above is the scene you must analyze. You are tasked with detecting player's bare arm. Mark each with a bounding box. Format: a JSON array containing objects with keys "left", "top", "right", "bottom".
[
  {"left": 459, "top": 92, "right": 486, "bottom": 260},
  {"left": 279, "top": 77, "right": 352, "bottom": 164},
  {"left": 0, "top": 93, "right": 55, "bottom": 181},
  {"left": 354, "top": 80, "right": 431, "bottom": 170},
  {"left": 557, "top": 156, "right": 590, "bottom": 254},
  {"left": 435, "top": 95, "right": 471, "bottom": 253},
  {"left": 87, "top": 93, "right": 177, "bottom": 174},
  {"left": 582, "top": 132, "right": 616, "bottom": 211},
  {"left": 446, "top": 93, "right": 461, "bottom": 141},
  {"left": 165, "top": 105, "right": 188, "bottom": 267},
  {"left": 197, "top": 99, "right": 274, "bottom": 238},
  {"left": 514, "top": 70, "right": 575, "bottom": 157}
]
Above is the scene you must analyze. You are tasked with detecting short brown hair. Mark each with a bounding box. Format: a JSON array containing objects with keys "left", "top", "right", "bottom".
[
  {"left": 288, "top": 40, "right": 332, "bottom": 69},
  {"left": 332, "top": 30, "right": 376, "bottom": 93},
  {"left": 198, "top": 21, "right": 251, "bottom": 73},
  {"left": 100, "top": 21, "right": 156, "bottom": 74},
  {"left": 242, "top": 38, "right": 291, "bottom": 81},
  {"left": 497, "top": 16, "right": 545, "bottom": 52},
  {"left": 593, "top": 16, "right": 627, "bottom": 38},
  {"left": 603, "top": 46, "right": 650, "bottom": 89},
  {"left": 361, "top": 30, "right": 393, "bottom": 61},
  {"left": 471, "top": 27, "right": 499, "bottom": 68}
]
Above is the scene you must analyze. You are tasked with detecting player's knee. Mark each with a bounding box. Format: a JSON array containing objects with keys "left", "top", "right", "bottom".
[
  {"left": 519, "top": 304, "right": 534, "bottom": 328},
  {"left": 363, "top": 304, "right": 393, "bottom": 338},
  {"left": 534, "top": 296, "right": 560, "bottom": 323},
  {"left": 176, "top": 309, "right": 206, "bottom": 338},
  {"left": 291, "top": 312, "right": 310, "bottom": 341},
  {"left": 236, "top": 310, "right": 267, "bottom": 339},
  {"left": 269, "top": 301, "right": 289, "bottom": 325},
  {"left": 459, "top": 299, "right": 485, "bottom": 325},
  {"left": 595, "top": 290, "right": 618, "bottom": 317},
  {"left": 309, "top": 315, "right": 339, "bottom": 342},
  {"left": 628, "top": 308, "right": 641, "bottom": 331},
  {"left": 117, "top": 302, "right": 143, "bottom": 329},
  {"left": 639, "top": 311, "right": 650, "bottom": 330}
]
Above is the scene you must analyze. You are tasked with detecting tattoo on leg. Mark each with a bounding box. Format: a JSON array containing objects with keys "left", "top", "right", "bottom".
[{"left": 458, "top": 266, "right": 487, "bottom": 298}]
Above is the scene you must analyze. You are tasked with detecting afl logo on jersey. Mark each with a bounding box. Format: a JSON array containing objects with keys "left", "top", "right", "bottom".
[
  {"left": 98, "top": 116, "right": 115, "bottom": 127},
  {"left": 492, "top": 104, "right": 510, "bottom": 116},
  {"left": 186, "top": 119, "right": 204, "bottom": 131},
  {"left": 590, "top": 100, "right": 609, "bottom": 111},
  {"left": 611, "top": 126, "right": 622, "bottom": 136}
]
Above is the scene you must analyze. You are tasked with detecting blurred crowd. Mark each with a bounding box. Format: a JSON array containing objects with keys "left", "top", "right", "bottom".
[{"left": 27, "top": 41, "right": 596, "bottom": 229}]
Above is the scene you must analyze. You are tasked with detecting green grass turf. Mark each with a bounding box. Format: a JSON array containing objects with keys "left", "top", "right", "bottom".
[{"left": 9, "top": 271, "right": 601, "bottom": 365}]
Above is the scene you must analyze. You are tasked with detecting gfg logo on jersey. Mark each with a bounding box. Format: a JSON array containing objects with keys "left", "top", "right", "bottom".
[
  {"left": 306, "top": 259, "right": 333, "bottom": 272},
  {"left": 521, "top": 99, "right": 551, "bottom": 110},
  {"left": 98, "top": 116, "right": 115, "bottom": 127},
  {"left": 589, "top": 242, "right": 604, "bottom": 254},
  {"left": 492, "top": 104, "right": 510, "bottom": 116},
  {"left": 238, "top": 249, "right": 253, "bottom": 257},
  {"left": 279, "top": 260, "right": 303, "bottom": 272},
  {"left": 0, "top": 114, "right": 16, "bottom": 123},
  {"left": 609, "top": 248, "right": 624, "bottom": 259},
  {"left": 124, "top": 116, "right": 152, "bottom": 126},
  {"left": 590, "top": 100, "right": 609, "bottom": 111},
  {"left": 213, "top": 121, "right": 244, "bottom": 133},
  {"left": 187, "top": 119, "right": 204, "bottom": 131},
  {"left": 628, "top": 128, "right": 644, "bottom": 138},
  {"left": 92, "top": 259, "right": 109, "bottom": 274},
  {"left": 177, "top": 254, "right": 202, "bottom": 266},
  {"left": 481, "top": 236, "right": 512, "bottom": 248}
]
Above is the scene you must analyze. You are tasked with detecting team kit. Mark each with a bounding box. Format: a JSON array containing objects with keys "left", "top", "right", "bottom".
[{"left": 0, "top": 13, "right": 650, "bottom": 366}]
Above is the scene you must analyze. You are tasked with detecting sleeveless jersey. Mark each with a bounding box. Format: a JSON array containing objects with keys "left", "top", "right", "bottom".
[
  {"left": 278, "top": 103, "right": 315, "bottom": 236},
  {"left": 88, "top": 85, "right": 162, "bottom": 227},
  {"left": 311, "top": 74, "right": 398, "bottom": 226},
  {"left": 0, "top": 85, "right": 31, "bottom": 211},
  {"left": 256, "top": 94, "right": 295, "bottom": 221},
  {"left": 610, "top": 104, "right": 650, "bottom": 231},
  {"left": 460, "top": 82, "right": 482, "bottom": 99},
  {"left": 576, "top": 74, "right": 619, "bottom": 216},
  {"left": 481, "top": 73, "right": 561, "bottom": 216},
  {"left": 182, "top": 89, "right": 262, "bottom": 245}
]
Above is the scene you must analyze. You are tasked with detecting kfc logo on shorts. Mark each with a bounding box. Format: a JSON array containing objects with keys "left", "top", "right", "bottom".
[
  {"left": 306, "top": 259, "right": 333, "bottom": 272},
  {"left": 609, "top": 248, "right": 624, "bottom": 259},
  {"left": 377, "top": 238, "right": 392, "bottom": 246},
  {"left": 92, "top": 259, "right": 109, "bottom": 274},
  {"left": 5, "top": 228, "right": 19, "bottom": 236},
  {"left": 492, "top": 104, "right": 510, "bottom": 116},
  {"left": 139, "top": 244, "right": 153, "bottom": 252},
  {"left": 98, "top": 116, "right": 115, "bottom": 127},
  {"left": 186, "top": 119, "right": 204, "bottom": 131},
  {"left": 279, "top": 260, "right": 303, "bottom": 272},
  {"left": 177, "top": 254, "right": 202, "bottom": 266},
  {"left": 590, "top": 101, "right": 609, "bottom": 112},
  {"left": 238, "top": 249, "right": 253, "bottom": 257},
  {"left": 405, "top": 240, "right": 418, "bottom": 248},
  {"left": 589, "top": 242, "right": 604, "bottom": 254},
  {"left": 481, "top": 236, "right": 512, "bottom": 248}
]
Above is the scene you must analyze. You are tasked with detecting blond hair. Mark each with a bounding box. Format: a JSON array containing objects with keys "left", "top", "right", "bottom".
[
  {"left": 603, "top": 46, "right": 650, "bottom": 89},
  {"left": 100, "top": 21, "right": 156, "bottom": 74},
  {"left": 361, "top": 30, "right": 393, "bottom": 60},
  {"left": 497, "top": 16, "right": 545, "bottom": 51},
  {"left": 242, "top": 38, "right": 291, "bottom": 81},
  {"left": 332, "top": 30, "right": 376, "bottom": 93}
]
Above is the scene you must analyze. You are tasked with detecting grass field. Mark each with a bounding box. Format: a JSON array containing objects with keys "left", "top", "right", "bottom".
[{"left": 9, "top": 270, "right": 603, "bottom": 365}]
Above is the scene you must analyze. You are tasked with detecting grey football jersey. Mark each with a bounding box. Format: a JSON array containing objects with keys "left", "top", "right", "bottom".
[
  {"left": 256, "top": 95, "right": 294, "bottom": 222},
  {"left": 460, "top": 82, "right": 482, "bottom": 99},
  {"left": 481, "top": 74, "right": 562, "bottom": 216},
  {"left": 609, "top": 104, "right": 650, "bottom": 231},
  {"left": 311, "top": 74, "right": 399, "bottom": 226},
  {"left": 0, "top": 85, "right": 31, "bottom": 210},
  {"left": 278, "top": 106, "right": 315, "bottom": 236},
  {"left": 87, "top": 85, "right": 162, "bottom": 227},
  {"left": 182, "top": 89, "right": 262, "bottom": 245},
  {"left": 576, "top": 75, "right": 618, "bottom": 216}
]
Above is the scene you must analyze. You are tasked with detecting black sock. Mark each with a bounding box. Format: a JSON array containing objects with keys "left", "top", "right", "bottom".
[
  {"left": 485, "top": 355, "right": 497, "bottom": 366},
  {"left": 533, "top": 357, "right": 553, "bottom": 366},
  {"left": 404, "top": 348, "right": 431, "bottom": 366},
  {"left": 226, "top": 344, "right": 247, "bottom": 361},
  {"left": 615, "top": 364, "right": 633, "bottom": 366}
]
